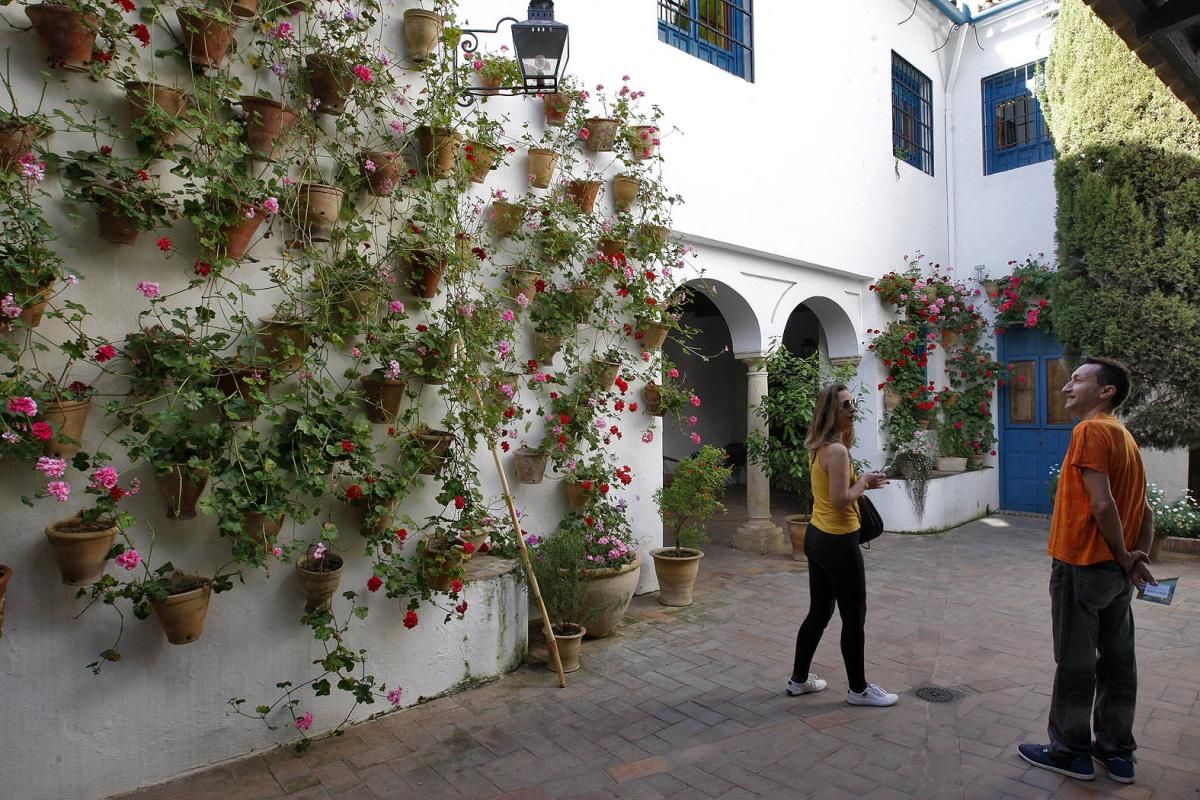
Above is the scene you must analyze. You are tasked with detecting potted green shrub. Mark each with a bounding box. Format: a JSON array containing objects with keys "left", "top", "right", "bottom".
[
  {"left": 650, "top": 445, "right": 731, "bottom": 606},
  {"left": 529, "top": 525, "right": 591, "bottom": 672},
  {"left": 934, "top": 417, "right": 970, "bottom": 473}
]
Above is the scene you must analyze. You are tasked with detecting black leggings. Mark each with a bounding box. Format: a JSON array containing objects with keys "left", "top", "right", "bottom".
[{"left": 791, "top": 523, "right": 867, "bottom": 693}]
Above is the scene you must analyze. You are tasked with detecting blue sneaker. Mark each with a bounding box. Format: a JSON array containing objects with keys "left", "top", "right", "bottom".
[
  {"left": 1093, "top": 754, "right": 1135, "bottom": 784},
  {"left": 1017, "top": 743, "right": 1095, "bottom": 781}
]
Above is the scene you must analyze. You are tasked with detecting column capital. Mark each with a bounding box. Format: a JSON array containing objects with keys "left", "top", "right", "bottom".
[{"left": 736, "top": 354, "right": 769, "bottom": 373}]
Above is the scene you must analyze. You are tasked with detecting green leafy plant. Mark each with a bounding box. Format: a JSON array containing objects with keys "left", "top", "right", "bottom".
[{"left": 655, "top": 445, "right": 731, "bottom": 553}]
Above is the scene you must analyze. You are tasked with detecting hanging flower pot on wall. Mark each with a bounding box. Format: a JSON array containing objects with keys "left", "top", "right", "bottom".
[
  {"left": 25, "top": 4, "right": 98, "bottom": 72},
  {"left": 155, "top": 464, "right": 209, "bottom": 520},
  {"left": 96, "top": 196, "right": 142, "bottom": 246},
  {"left": 225, "top": 0, "right": 259, "bottom": 18},
  {"left": 513, "top": 447, "right": 548, "bottom": 484},
  {"left": 584, "top": 117, "right": 619, "bottom": 152},
  {"left": 414, "top": 428, "right": 454, "bottom": 475},
  {"left": 240, "top": 96, "right": 299, "bottom": 162},
  {"left": 361, "top": 151, "right": 404, "bottom": 196},
  {"left": 176, "top": 9, "right": 238, "bottom": 70},
  {"left": 403, "top": 248, "right": 446, "bottom": 299},
  {"left": 216, "top": 207, "right": 266, "bottom": 261},
  {"left": 542, "top": 92, "right": 573, "bottom": 126},
  {"left": 639, "top": 322, "right": 669, "bottom": 352},
  {"left": 15, "top": 281, "right": 55, "bottom": 329},
  {"left": 643, "top": 383, "right": 664, "bottom": 416},
  {"left": 125, "top": 82, "right": 190, "bottom": 153},
  {"left": 296, "top": 551, "right": 344, "bottom": 612},
  {"left": 39, "top": 397, "right": 90, "bottom": 458},
  {"left": 0, "top": 121, "right": 45, "bottom": 170},
  {"left": 532, "top": 331, "right": 563, "bottom": 363},
  {"left": 611, "top": 174, "right": 641, "bottom": 212},
  {"left": 416, "top": 126, "right": 462, "bottom": 178},
  {"left": 464, "top": 141, "right": 502, "bottom": 184},
  {"left": 491, "top": 199, "right": 526, "bottom": 237},
  {"left": 566, "top": 179, "right": 601, "bottom": 213},
  {"left": 150, "top": 575, "right": 212, "bottom": 644},
  {"left": 506, "top": 268, "right": 541, "bottom": 305},
  {"left": 45, "top": 517, "right": 118, "bottom": 586},
  {"left": 305, "top": 54, "right": 353, "bottom": 115},
  {"left": 403, "top": 8, "right": 443, "bottom": 62},
  {"left": 294, "top": 183, "right": 343, "bottom": 242},
  {"left": 257, "top": 317, "right": 310, "bottom": 372},
  {"left": 526, "top": 148, "right": 558, "bottom": 189},
  {"left": 360, "top": 374, "right": 406, "bottom": 424}
]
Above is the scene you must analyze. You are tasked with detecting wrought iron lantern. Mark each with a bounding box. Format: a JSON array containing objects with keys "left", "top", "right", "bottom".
[{"left": 456, "top": 0, "right": 569, "bottom": 104}]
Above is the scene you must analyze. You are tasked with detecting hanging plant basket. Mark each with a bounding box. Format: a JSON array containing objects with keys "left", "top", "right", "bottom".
[
  {"left": 513, "top": 446, "right": 548, "bottom": 485},
  {"left": 25, "top": 5, "right": 98, "bottom": 72},
  {"left": 884, "top": 391, "right": 902, "bottom": 412},
  {"left": 941, "top": 329, "right": 959, "bottom": 348},
  {"left": 361, "top": 150, "right": 405, "bottom": 196},
  {"left": 242, "top": 512, "right": 284, "bottom": 547},
  {"left": 573, "top": 283, "right": 599, "bottom": 309},
  {"left": 216, "top": 208, "right": 266, "bottom": 261},
  {"left": 305, "top": 54, "right": 352, "bottom": 115},
  {"left": 224, "top": 0, "right": 258, "bottom": 18},
  {"left": 155, "top": 464, "right": 209, "bottom": 520},
  {"left": 565, "top": 482, "right": 591, "bottom": 512},
  {"left": 639, "top": 322, "right": 669, "bottom": 352},
  {"left": 39, "top": 398, "right": 90, "bottom": 458},
  {"left": 15, "top": 281, "right": 55, "bottom": 329},
  {"left": 590, "top": 357, "right": 621, "bottom": 389},
  {"left": 584, "top": 117, "right": 619, "bottom": 152},
  {"left": 506, "top": 268, "right": 541, "bottom": 305},
  {"left": 96, "top": 198, "right": 142, "bottom": 246},
  {"left": 0, "top": 563, "right": 10, "bottom": 638},
  {"left": 176, "top": 9, "right": 237, "bottom": 70},
  {"left": 296, "top": 552, "right": 344, "bottom": 613},
  {"left": 295, "top": 183, "right": 343, "bottom": 242},
  {"left": 527, "top": 147, "right": 558, "bottom": 189},
  {"left": 611, "top": 174, "right": 641, "bottom": 212},
  {"left": 125, "top": 82, "right": 190, "bottom": 152},
  {"left": 403, "top": 248, "right": 446, "bottom": 299},
  {"left": 491, "top": 199, "right": 526, "bottom": 237},
  {"left": 465, "top": 140, "right": 502, "bottom": 184},
  {"left": 0, "top": 122, "right": 44, "bottom": 170},
  {"left": 403, "top": 8, "right": 443, "bottom": 62},
  {"left": 550, "top": 623, "right": 586, "bottom": 672},
  {"left": 533, "top": 331, "right": 563, "bottom": 363},
  {"left": 597, "top": 237, "right": 626, "bottom": 261},
  {"left": 45, "top": 518, "right": 117, "bottom": 586},
  {"left": 643, "top": 383, "right": 664, "bottom": 416},
  {"left": 257, "top": 317, "right": 310, "bottom": 371},
  {"left": 360, "top": 374, "right": 406, "bottom": 424},
  {"left": 214, "top": 364, "right": 271, "bottom": 413},
  {"left": 150, "top": 576, "right": 212, "bottom": 644},
  {"left": 628, "top": 125, "right": 658, "bottom": 160},
  {"left": 414, "top": 428, "right": 454, "bottom": 475},
  {"left": 240, "top": 95, "right": 299, "bottom": 162},
  {"left": 542, "top": 92, "right": 573, "bottom": 126},
  {"left": 422, "top": 540, "right": 464, "bottom": 592},
  {"left": 416, "top": 126, "right": 462, "bottom": 178},
  {"left": 354, "top": 498, "right": 396, "bottom": 537},
  {"left": 566, "top": 179, "right": 601, "bottom": 213}
]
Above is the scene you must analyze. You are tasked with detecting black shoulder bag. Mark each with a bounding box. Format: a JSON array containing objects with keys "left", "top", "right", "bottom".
[{"left": 858, "top": 495, "right": 884, "bottom": 548}]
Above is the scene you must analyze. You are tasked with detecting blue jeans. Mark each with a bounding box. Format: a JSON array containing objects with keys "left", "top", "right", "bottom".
[{"left": 1048, "top": 560, "right": 1138, "bottom": 760}]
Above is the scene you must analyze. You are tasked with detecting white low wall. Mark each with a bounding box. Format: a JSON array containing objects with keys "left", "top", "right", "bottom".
[{"left": 872, "top": 468, "right": 999, "bottom": 533}]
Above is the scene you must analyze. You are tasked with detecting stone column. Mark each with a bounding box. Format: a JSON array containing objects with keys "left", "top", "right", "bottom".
[{"left": 733, "top": 357, "right": 788, "bottom": 554}]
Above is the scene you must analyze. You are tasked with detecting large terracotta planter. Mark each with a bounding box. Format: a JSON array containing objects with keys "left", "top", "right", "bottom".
[
  {"left": 416, "top": 126, "right": 462, "bottom": 178},
  {"left": 125, "top": 82, "right": 190, "bottom": 152},
  {"left": 25, "top": 5, "right": 97, "bottom": 72},
  {"left": 362, "top": 151, "right": 405, "bottom": 197},
  {"left": 257, "top": 317, "right": 309, "bottom": 371},
  {"left": 176, "top": 9, "right": 237, "bottom": 70},
  {"left": 612, "top": 174, "right": 641, "bottom": 212},
  {"left": 650, "top": 547, "right": 704, "bottom": 607},
  {"left": 0, "top": 564, "right": 10, "bottom": 637},
  {"left": 240, "top": 95, "right": 298, "bottom": 162},
  {"left": 39, "top": 398, "right": 90, "bottom": 458},
  {"left": 414, "top": 429, "right": 454, "bottom": 475},
  {"left": 527, "top": 148, "right": 558, "bottom": 189},
  {"left": 217, "top": 209, "right": 265, "bottom": 260},
  {"left": 295, "top": 183, "right": 343, "bottom": 242},
  {"left": 296, "top": 552, "right": 344, "bottom": 613},
  {"left": 306, "top": 54, "right": 352, "bottom": 115},
  {"left": 465, "top": 141, "right": 502, "bottom": 184},
  {"left": 533, "top": 331, "right": 563, "bottom": 363},
  {"left": 643, "top": 384, "right": 664, "bottom": 417},
  {"left": 150, "top": 578, "right": 212, "bottom": 644},
  {"left": 360, "top": 374, "right": 406, "bottom": 423},
  {"left": 639, "top": 322, "right": 669, "bottom": 351},
  {"left": 491, "top": 199, "right": 526, "bottom": 237},
  {"left": 403, "top": 8, "right": 442, "bottom": 62},
  {"left": 584, "top": 117, "right": 619, "bottom": 152},
  {"left": 590, "top": 357, "right": 621, "bottom": 389},
  {"left": 566, "top": 179, "right": 601, "bottom": 213},
  {"left": 513, "top": 447, "right": 548, "bottom": 485},
  {"left": 579, "top": 555, "right": 641, "bottom": 638},
  {"left": 45, "top": 518, "right": 117, "bottom": 586},
  {"left": 786, "top": 514, "right": 810, "bottom": 563},
  {"left": 542, "top": 92, "right": 573, "bottom": 126},
  {"left": 403, "top": 249, "right": 446, "bottom": 299},
  {"left": 549, "top": 623, "right": 586, "bottom": 673},
  {"left": 156, "top": 465, "right": 209, "bottom": 520}
]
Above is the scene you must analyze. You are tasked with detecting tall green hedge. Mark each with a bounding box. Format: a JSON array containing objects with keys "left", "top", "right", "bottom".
[{"left": 1042, "top": 0, "right": 1200, "bottom": 448}]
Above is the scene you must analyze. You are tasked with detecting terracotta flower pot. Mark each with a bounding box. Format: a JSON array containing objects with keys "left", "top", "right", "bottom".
[
  {"left": 306, "top": 53, "right": 352, "bottom": 115},
  {"left": 332, "top": 286, "right": 381, "bottom": 327},
  {"left": 478, "top": 74, "right": 503, "bottom": 96},
  {"left": 125, "top": 81, "right": 190, "bottom": 151},
  {"left": 786, "top": 514, "right": 810, "bottom": 563},
  {"left": 39, "top": 398, "right": 90, "bottom": 458},
  {"left": 416, "top": 126, "right": 463, "bottom": 178},
  {"left": 513, "top": 447, "right": 548, "bottom": 485},
  {"left": 638, "top": 224, "right": 671, "bottom": 254},
  {"left": 214, "top": 365, "right": 271, "bottom": 413},
  {"left": 240, "top": 95, "right": 298, "bottom": 162},
  {"left": 507, "top": 268, "right": 540, "bottom": 305},
  {"left": 150, "top": 578, "right": 212, "bottom": 644},
  {"left": 403, "top": 8, "right": 442, "bottom": 62},
  {"left": 0, "top": 122, "right": 41, "bottom": 170},
  {"left": 360, "top": 374, "right": 406, "bottom": 424},
  {"left": 0, "top": 563, "right": 10, "bottom": 637},
  {"left": 542, "top": 92, "right": 573, "bottom": 126},
  {"left": 597, "top": 237, "right": 626, "bottom": 261},
  {"left": 257, "top": 317, "right": 309, "bottom": 371},
  {"left": 225, "top": 0, "right": 258, "bottom": 18},
  {"left": 217, "top": 209, "right": 266, "bottom": 260},
  {"left": 643, "top": 384, "right": 665, "bottom": 417},
  {"left": 590, "top": 357, "right": 621, "bottom": 389},
  {"left": 296, "top": 552, "right": 344, "bottom": 612},
  {"left": 295, "top": 183, "right": 343, "bottom": 242},
  {"left": 579, "top": 556, "right": 641, "bottom": 638},
  {"left": 25, "top": 5, "right": 98, "bottom": 72},
  {"left": 422, "top": 543, "right": 463, "bottom": 592},
  {"left": 628, "top": 125, "right": 658, "bottom": 160},
  {"left": 16, "top": 281, "right": 55, "bottom": 329},
  {"left": 527, "top": 148, "right": 558, "bottom": 189},
  {"left": 611, "top": 174, "right": 641, "bottom": 211},
  {"left": 362, "top": 151, "right": 404, "bottom": 197},
  {"left": 584, "top": 117, "right": 619, "bottom": 152},
  {"left": 464, "top": 140, "right": 502, "bottom": 184},
  {"left": 565, "top": 482, "right": 591, "bottom": 512},
  {"left": 639, "top": 322, "right": 669, "bottom": 351},
  {"left": 354, "top": 499, "right": 395, "bottom": 538},
  {"left": 967, "top": 454, "right": 985, "bottom": 470},
  {"left": 96, "top": 200, "right": 141, "bottom": 246},
  {"left": 45, "top": 518, "right": 117, "bottom": 586},
  {"left": 414, "top": 429, "right": 454, "bottom": 475},
  {"left": 533, "top": 331, "right": 563, "bottom": 363},
  {"left": 566, "top": 179, "right": 601, "bottom": 213},
  {"left": 156, "top": 464, "right": 209, "bottom": 520},
  {"left": 491, "top": 199, "right": 526, "bottom": 237},
  {"left": 573, "top": 283, "right": 599, "bottom": 309},
  {"left": 242, "top": 512, "right": 284, "bottom": 547},
  {"left": 549, "top": 623, "right": 586, "bottom": 672},
  {"left": 884, "top": 391, "right": 902, "bottom": 412},
  {"left": 404, "top": 249, "right": 446, "bottom": 299},
  {"left": 650, "top": 547, "right": 704, "bottom": 607},
  {"left": 176, "top": 9, "right": 237, "bottom": 70}
]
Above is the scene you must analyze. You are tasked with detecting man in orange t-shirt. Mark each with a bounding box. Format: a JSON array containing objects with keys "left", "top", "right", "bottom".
[{"left": 1018, "top": 359, "right": 1155, "bottom": 785}]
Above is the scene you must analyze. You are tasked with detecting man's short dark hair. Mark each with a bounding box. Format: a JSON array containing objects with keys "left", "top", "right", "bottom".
[{"left": 1085, "top": 357, "right": 1132, "bottom": 408}]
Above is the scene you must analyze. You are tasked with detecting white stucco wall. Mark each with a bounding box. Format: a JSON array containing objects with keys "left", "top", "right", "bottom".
[{"left": 873, "top": 466, "right": 1000, "bottom": 532}]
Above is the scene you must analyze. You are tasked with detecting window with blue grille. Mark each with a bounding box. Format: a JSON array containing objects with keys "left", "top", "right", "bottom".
[
  {"left": 982, "top": 61, "right": 1054, "bottom": 175},
  {"left": 657, "top": 0, "right": 753, "bottom": 82},
  {"left": 892, "top": 52, "right": 934, "bottom": 176}
]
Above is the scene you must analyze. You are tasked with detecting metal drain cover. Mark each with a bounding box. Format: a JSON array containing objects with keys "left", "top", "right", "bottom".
[{"left": 915, "top": 686, "right": 955, "bottom": 703}]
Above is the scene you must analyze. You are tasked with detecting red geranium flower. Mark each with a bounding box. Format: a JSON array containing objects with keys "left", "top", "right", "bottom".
[
  {"left": 367, "top": 576, "right": 383, "bottom": 592},
  {"left": 403, "top": 610, "right": 419, "bottom": 629},
  {"left": 31, "top": 422, "right": 53, "bottom": 441},
  {"left": 341, "top": 440, "right": 356, "bottom": 453},
  {"left": 450, "top": 579, "right": 464, "bottom": 593},
  {"left": 345, "top": 484, "right": 364, "bottom": 501}
]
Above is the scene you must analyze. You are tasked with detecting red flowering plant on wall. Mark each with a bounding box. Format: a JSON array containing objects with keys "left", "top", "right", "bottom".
[
  {"left": 985, "top": 256, "right": 1056, "bottom": 333},
  {"left": 868, "top": 321, "right": 933, "bottom": 449},
  {"left": 942, "top": 341, "right": 1003, "bottom": 457}
]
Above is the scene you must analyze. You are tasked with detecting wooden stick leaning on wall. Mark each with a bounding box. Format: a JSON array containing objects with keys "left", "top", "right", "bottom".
[{"left": 456, "top": 335, "right": 566, "bottom": 687}]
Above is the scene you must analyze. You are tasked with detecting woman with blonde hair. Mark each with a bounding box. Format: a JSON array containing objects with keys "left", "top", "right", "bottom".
[{"left": 786, "top": 383, "right": 897, "bottom": 706}]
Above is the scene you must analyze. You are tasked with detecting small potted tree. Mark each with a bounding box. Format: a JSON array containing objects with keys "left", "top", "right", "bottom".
[
  {"left": 651, "top": 445, "right": 731, "bottom": 606},
  {"left": 529, "top": 525, "right": 590, "bottom": 672}
]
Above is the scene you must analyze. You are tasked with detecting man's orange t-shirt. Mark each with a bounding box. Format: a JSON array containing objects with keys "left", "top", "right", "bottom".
[{"left": 1048, "top": 414, "right": 1146, "bottom": 566}]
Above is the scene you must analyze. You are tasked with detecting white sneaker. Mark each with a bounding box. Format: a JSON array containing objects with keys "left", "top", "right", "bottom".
[
  {"left": 786, "top": 674, "right": 828, "bottom": 696},
  {"left": 847, "top": 684, "right": 899, "bottom": 707}
]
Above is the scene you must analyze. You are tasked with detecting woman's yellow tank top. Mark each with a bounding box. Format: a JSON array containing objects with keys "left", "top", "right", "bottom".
[{"left": 809, "top": 445, "right": 860, "bottom": 534}]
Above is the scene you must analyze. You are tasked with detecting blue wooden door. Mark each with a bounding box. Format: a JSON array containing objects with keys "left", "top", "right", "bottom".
[{"left": 997, "top": 329, "right": 1074, "bottom": 513}]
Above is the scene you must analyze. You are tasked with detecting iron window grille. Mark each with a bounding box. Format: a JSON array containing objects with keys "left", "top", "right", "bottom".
[
  {"left": 892, "top": 52, "right": 934, "bottom": 176},
  {"left": 982, "top": 61, "right": 1054, "bottom": 175},
  {"left": 658, "top": 0, "right": 754, "bottom": 82}
]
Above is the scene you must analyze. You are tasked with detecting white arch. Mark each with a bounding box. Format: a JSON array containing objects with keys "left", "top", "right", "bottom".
[
  {"left": 686, "top": 278, "right": 764, "bottom": 356},
  {"left": 792, "top": 295, "right": 861, "bottom": 360}
]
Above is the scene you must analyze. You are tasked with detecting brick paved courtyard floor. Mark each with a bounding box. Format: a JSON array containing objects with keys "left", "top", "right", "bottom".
[{"left": 119, "top": 504, "right": 1200, "bottom": 800}]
